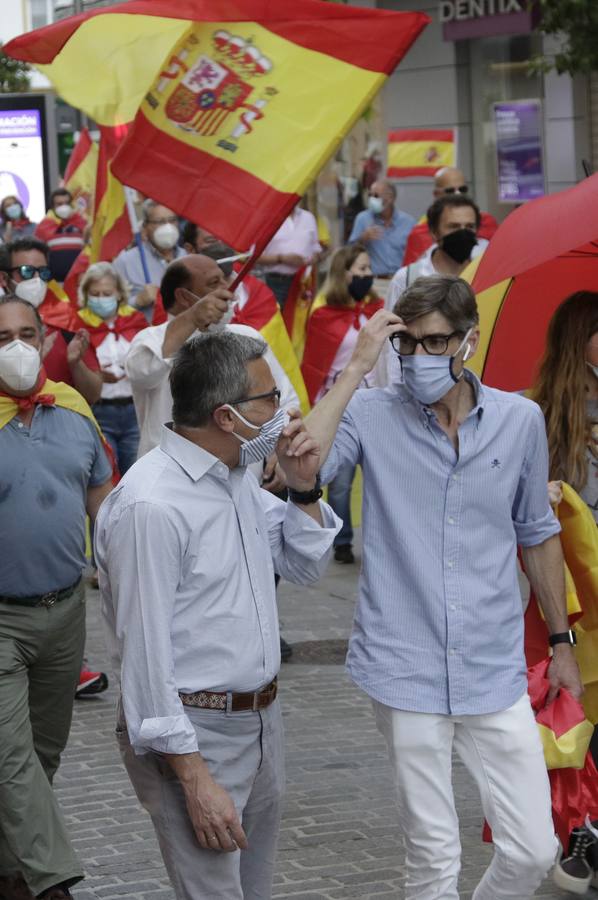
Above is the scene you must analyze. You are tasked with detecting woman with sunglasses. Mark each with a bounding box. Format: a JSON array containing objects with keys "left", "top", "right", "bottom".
[
  {"left": 75, "top": 262, "right": 148, "bottom": 475},
  {"left": 301, "top": 243, "right": 383, "bottom": 563},
  {"left": 0, "top": 195, "right": 36, "bottom": 243}
]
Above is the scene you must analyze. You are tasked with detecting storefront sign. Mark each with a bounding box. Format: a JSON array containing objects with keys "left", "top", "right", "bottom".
[
  {"left": 0, "top": 108, "right": 47, "bottom": 223},
  {"left": 494, "top": 100, "right": 545, "bottom": 203},
  {"left": 440, "top": 0, "right": 535, "bottom": 40}
]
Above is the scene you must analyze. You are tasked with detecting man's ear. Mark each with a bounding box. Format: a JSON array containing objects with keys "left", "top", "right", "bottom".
[
  {"left": 465, "top": 327, "right": 481, "bottom": 360},
  {"left": 212, "top": 405, "right": 236, "bottom": 433},
  {"left": 0, "top": 271, "right": 9, "bottom": 291},
  {"left": 174, "top": 286, "right": 193, "bottom": 310}
]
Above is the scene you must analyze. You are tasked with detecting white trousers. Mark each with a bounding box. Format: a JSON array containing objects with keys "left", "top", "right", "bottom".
[{"left": 373, "top": 693, "right": 558, "bottom": 900}]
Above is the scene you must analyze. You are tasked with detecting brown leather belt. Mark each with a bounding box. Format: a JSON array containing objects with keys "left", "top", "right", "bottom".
[{"left": 179, "top": 677, "right": 278, "bottom": 713}]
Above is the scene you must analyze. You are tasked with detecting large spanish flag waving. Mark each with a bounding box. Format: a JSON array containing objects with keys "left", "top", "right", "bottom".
[
  {"left": 63, "top": 127, "right": 98, "bottom": 217},
  {"left": 5, "top": 0, "right": 428, "bottom": 254},
  {"left": 387, "top": 128, "right": 455, "bottom": 178}
]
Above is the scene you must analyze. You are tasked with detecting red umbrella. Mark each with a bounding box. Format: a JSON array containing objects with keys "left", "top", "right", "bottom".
[{"left": 465, "top": 175, "right": 598, "bottom": 392}]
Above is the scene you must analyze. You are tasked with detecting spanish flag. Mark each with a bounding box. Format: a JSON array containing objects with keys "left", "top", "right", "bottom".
[
  {"left": 231, "top": 272, "right": 309, "bottom": 415},
  {"left": 387, "top": 128, "right": 455, "bottom": 178},
  {"left": 5, "top": 0, "right": 428, "bottom": 254},
  {"left": 63, "top": 127, "right": 98, "bottom": 218},
  {"left": 64, "top": 126, "right": 132, "bottom": 305},
  {"left": 40, "top": 280, "right": 77, "bottom": 329}
]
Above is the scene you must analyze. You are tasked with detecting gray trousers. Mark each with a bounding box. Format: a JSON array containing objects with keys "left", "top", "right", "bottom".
[
  {"left": 0, "top": 584, "right": 85, "bottom": 895},
  {"left": 118, "top": 699, "right": 285, "bottom": 900}
]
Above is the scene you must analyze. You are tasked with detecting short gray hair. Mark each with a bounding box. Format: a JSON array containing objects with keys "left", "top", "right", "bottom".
[
  {"left": 170, "top": 331, "right": 267, "bottom": 428},
  {"left": 0, "top": 295, "right": 44, "bottom": 335},
  {"left": 78, "top": 261, "right": 129, "bottom": 308},
  {"left": 394, "top": 275, "right": 479, "bottom": 333}
]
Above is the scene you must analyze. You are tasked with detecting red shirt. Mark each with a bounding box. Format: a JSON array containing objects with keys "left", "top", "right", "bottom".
[{"left": 43, "top": 327, "right": 99, "bottom": 387}]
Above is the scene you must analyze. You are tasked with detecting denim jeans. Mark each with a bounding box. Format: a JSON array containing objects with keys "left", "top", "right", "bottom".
[
  {"left": 92, "top": 399, "right": 140, "bottom": 476},
  {"left": 326, "top": 462, "right": 355, "bottom": 547}
]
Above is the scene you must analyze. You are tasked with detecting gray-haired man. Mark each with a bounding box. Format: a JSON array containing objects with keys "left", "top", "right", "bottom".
[
  {"left": 112, "top": 199, "right": 186, "bottom": 322},
  {"left": 307, "top": 275, "right": 582, "bottom": 900},
  {"left": 95, "top": 331, "right": 340, "bottom": 900}
]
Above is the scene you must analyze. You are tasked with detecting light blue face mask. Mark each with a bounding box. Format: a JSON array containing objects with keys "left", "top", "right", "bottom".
[
  {"left": 399, "top": 329, "right": 472, "bottom": 405},
  {"left": 87, "top": 295, "right": 118, "bottom": 319},
  {"left": 226, "top": 405, "right": 288, "bottom": 466}
]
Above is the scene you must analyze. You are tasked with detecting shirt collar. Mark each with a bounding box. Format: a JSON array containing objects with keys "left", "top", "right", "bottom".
[
  {"left": 392, "top": 368, "right": 486, "bottom": 422},
  {"left": 159, "top": 424, "right": 230, "bottom": 482}
]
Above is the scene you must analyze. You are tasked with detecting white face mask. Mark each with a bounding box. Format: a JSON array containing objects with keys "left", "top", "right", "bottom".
[
  {"left": 226, "top": 405, "right": 288, "bottom": 466},
  {"left": 0, "top": 339, "right": 41, "bottom": 392},
  {"left": 587, "top": 361, "right": 598, "bottom": 379},
  {"left": 152, "top": 222, "right": 179, "bottom": 250},
  {"left": 368, "top": 196, "right": 384, "bottom": 215},
  {"left": 14, "top": 277, "right": 47, "bottom": 308},
  {"left": 54, "top": 203, "right": 73, "bottom": 220}
]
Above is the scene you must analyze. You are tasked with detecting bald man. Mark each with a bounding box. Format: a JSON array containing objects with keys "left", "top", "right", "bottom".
[
  {"left": 402, "top": 167, "right": 498, "bottom": 266},
  {"left": 348, "top": 179, "right": 415, "bottom": 282}
]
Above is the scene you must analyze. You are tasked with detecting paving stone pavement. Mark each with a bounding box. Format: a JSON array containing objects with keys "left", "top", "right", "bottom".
[{"left": 58, "top": 535, "right": 579, "bottom": 900}]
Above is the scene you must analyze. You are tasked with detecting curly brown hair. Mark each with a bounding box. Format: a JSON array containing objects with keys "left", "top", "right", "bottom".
[{"left": 529, "top": 291, "right": 598, "bottom": 490}]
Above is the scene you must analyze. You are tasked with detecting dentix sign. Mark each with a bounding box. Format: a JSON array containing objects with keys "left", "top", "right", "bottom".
[{"left": 440, "top": 0, "right": 536, "bottom": 40}]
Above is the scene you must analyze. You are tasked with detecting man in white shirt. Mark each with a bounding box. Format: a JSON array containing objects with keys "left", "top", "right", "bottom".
[
  {"left": 125, "top": 254, "right": 299, "bottom": 459},
  {"left": 256, "top": 206, "right": 321, "bottom": 309},
  {"left": 95, "top": 331, "right": 339, "bottom": 900}
]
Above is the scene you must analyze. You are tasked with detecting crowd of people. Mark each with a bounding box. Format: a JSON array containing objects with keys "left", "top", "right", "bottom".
[{"left": 0, "top": 165, "right": 596, "bottom": 900}]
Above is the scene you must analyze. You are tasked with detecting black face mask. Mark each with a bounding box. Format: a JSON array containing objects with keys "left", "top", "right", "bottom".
[
  {"left": 441, "top": 228, "right": 477, "bottom": 264},
  {"left": 348, "top": 274, "right": 374, "bottom": 301}
]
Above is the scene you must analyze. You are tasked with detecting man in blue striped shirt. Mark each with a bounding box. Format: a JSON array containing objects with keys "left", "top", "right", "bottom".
[{"left": 300, "top": 275, "right": 582, "bottom": 900}]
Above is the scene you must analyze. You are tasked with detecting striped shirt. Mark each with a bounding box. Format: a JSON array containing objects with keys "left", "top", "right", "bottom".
[{"left": 320, "top": 372, "right": 560, "bottom": 715}]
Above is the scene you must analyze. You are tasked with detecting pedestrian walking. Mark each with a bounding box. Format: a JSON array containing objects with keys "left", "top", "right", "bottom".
[
  {"left": 0, "top": 296, "right": 112, "bottom": 900},
  {"left": 307, "top": 273, "right": 582, "bottom": 900},
  {"left": 96, "top": 330, "right": 339, "bottom": 900}
]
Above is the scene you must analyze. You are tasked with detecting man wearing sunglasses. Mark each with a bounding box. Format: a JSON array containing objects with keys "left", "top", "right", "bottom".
[
  {"left": 0, "top": 238, "right": 102, "bottom": 405},
  {"left": 304, "top": 274, "right": 581, "bottom": 900},
  {"left": 403, "top": 167, "right": 498, "bottom": 266}
]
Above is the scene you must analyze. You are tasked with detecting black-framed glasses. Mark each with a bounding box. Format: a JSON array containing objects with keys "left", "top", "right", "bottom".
[
  {"left": 8, "top": 265, "right": 52, "bottom": 282},
  {"left": 230, "top": 388, "right": 281, "bottom": 406},
  {"left": 443, "top": 185, "right": 468, "bottom": 195},
  {"left": 389, "top": 331, "right": 463, "bottom": 356}
]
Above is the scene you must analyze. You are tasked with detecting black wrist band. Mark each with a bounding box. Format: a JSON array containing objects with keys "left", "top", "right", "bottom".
[
  {"left": 288, "top": 476, "right": 322, "bottom": 505},
  {"left": 548, "top": 629, "right": 577, "bottom": 648}
]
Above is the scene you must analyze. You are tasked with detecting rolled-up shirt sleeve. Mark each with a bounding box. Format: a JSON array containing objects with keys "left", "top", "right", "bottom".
[
  {"left": 98, "top": 499, "right": 198, "bottom": 756},
  {"left": 512, "top": 404, "right": 561, "bottom": 547},
  {"left": 320, "top": 401, "right": 363, "bottom": 486},
  {"left": 125, "top": 329, "right": 173, "bottom": 391},
  {"left": 260, "top": 488, "right": 341, "bottom": 584}
]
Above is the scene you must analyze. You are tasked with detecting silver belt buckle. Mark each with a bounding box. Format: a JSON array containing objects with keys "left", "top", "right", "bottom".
[{"left": 38, "top": 591, "right": 58, "bottom": 608}]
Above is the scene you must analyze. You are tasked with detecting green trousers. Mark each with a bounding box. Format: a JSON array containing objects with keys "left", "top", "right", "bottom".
[{"left": 0, "top": 583, "right": 86, "bottom": 895}]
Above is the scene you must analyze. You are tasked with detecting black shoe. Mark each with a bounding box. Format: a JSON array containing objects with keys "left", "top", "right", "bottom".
[
  {"left": 334, "top": 544, "right": 354, "bottom": 564},
  {"left": 280, "top": 637, "right": 293, "bottom": 662},
  {"left": 553, "top": 826, "right": 595, "bottom": 894}
]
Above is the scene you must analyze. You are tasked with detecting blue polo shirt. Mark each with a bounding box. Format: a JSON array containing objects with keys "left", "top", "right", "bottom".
[
  {"left": 0, "top": 404, "right": 112, "bottom": 596},
  {"left": 349, "top": 208, "right": 415, "bottom": 276}
]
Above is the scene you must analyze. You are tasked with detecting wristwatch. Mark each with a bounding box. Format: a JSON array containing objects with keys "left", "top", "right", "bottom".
[
  {"left": 548, "top": 629, "right": 577, "bottom": 648},
  {"left": 288, "top": 476, "right": 323, "bottom": 505}
]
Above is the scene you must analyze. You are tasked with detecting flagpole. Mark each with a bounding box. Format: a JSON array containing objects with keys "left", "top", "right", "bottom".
[{"left": 123, "top": 186, "right": 151, "bottom": 285}]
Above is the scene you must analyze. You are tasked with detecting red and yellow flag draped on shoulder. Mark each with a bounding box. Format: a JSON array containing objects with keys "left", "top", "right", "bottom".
[
  {"left": 5, "top": 0, "right": 428, "bottom": 259},
  {"left": 301, "top": 295, "right": 383, "bottom": 405},
  {"left": 230, "top": 271, "right": 309, "bottom": 414}
]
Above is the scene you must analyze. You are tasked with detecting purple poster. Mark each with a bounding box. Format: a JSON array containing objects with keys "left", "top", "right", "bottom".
[
  {"left": 0, "top": 109, "right": 41, "bottom": 139},
  {"left": 493, "top": 100, "right": 545, "bottom": 203}
]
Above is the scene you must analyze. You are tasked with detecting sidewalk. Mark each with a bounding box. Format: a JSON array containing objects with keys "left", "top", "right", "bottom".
[{"left": 59, "top": 537, "right": 571, "bottom": 900}]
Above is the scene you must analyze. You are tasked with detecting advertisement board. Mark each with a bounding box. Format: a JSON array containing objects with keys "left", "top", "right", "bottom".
[
  {"left": 493, "top": 99, "right": 545, "bottom": 204},
  {"left": 0, "top": 95, "right": 58, "bottom": 223}
]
